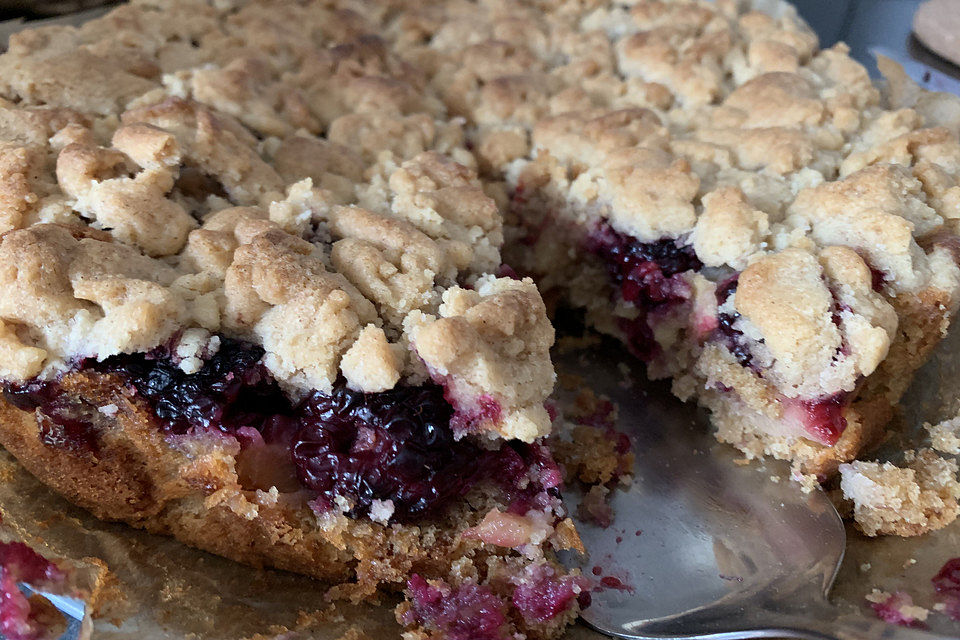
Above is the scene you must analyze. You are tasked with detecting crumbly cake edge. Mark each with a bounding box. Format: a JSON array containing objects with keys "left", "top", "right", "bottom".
[{"left": 0, "top": 367, "right": 590, "bottom": 639}]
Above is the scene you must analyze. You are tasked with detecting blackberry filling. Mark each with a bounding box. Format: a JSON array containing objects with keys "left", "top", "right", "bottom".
[
  {"left": 3, "top": 383, "right": 102, "bottom": 455},
  {"left": 404, "top": 564, "right": 589, "bottom": 638},
  {"left": 933, "top": 557, "right": 960, "bottom": 621},
  {"left": 711, "top": 276, "right": 753, "bottom": 368},
  {"left": 3, "top": 338, "right": 560, "bottom": 524},
  {"left": 511, "top": 565, "right": 592, "bottom": 624},
  {"left": 295, "top": 383, "right": 493, "bottom": 521},
  {"left": 933, "top": 558, "right": 960, "bottom": 594},
  {"left": 585, "top": 223, "right": 701, "bottom": 359},
  {"left": 789, "top": 394, "right": 848, "bottom": 446},
  {"left": 99, "top": 339, "right": 289, "bottom": 435},
  {"left": 405, "top": 574, "right": 509, "bottom": 640},
  {"left": 870, "top": 267, "right": 886, "bottom": 293}
]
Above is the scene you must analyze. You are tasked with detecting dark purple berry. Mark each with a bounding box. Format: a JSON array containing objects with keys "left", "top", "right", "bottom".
[
  {"left": 711, "top": 276, "right": 753, "bottom": 368},
  {"left": 292, "top": 383, "right": 494, "bottom": 522},
  {"left": 97, "top": 338, "right": 291, "bottom": 435},
  {"left": 585, "top": 223, "right": 701, "bottom": 359}
]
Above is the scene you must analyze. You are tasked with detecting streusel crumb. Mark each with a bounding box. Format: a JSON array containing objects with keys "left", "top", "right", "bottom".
[
  {"left": 866, "top": 589, "right": 930, "bottom": 626},
  {"left": 840, "top": 449, "right": 960, "bottom": 536},
  {"left": 926, "top": 417, "right": 960, "bottom": 455}
]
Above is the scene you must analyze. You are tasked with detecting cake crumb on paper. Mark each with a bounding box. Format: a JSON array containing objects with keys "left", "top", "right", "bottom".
[
  {"left": 926, "top": 418, "right": 960, "bottom": 455},
  {"left": 791, "top": 470, "right": 820, "bottom": 493},
  {"left": 840, "top": 449, "right": 960, "bottom": 536},
  {"left": 866, "top": 589, "right": 929, "bottom": 627},
  {"left": 97, "top": 404, "right": 118, "bottom": 416}
]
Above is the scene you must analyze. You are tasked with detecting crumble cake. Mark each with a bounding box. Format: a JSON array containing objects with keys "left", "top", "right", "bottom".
[
  {"left": 0, "top": 0, "right": 959, "bottom": 638},
  {"left": 0, "top": 2, "right": 593, "bottom": 639},
  {"left": 375, "top": 0, "right": 960, "bottom": 480}
]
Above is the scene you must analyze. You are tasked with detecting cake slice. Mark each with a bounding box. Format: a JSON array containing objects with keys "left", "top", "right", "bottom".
[
  {"left": 381, "top": 0, "right": 960, "bottom": 480},
  {"left": 0, "top": 3, "right": 592, "bottom": 638}
]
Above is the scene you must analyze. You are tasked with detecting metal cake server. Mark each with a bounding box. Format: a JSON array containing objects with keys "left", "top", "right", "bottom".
[{"left": 557, "top": 339, "right": 954, "bottom": 640}]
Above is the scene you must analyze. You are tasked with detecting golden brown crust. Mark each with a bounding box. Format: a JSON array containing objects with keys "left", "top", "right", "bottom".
[
  {"left": 0, "top": 0, "right": 558, "bottom": 439},
  {"left": 0, "top": 376, "right": 579, "bottom": 608},
  {"left": 0, "top": 374, "right": 171, "bottom": 521},
  {"left": 0, "top": 62, "right": 553, "bottom": 440},
  {"left": 443, "top": 0, "right": 960, "bottom": 476},
  {"left": 0, "top": 0, "right": 953, "bottom": 460}
]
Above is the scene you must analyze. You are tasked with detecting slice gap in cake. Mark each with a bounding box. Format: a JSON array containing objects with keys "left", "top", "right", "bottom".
[{"left": 465, "top": 5, "right": 960, "bottom": 483}]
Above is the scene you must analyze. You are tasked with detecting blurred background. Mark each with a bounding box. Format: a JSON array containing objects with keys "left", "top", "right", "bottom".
[
  {"left": 0, "top": 0, "right": 116, "bottom": 21},
  {"left": 0, "top": 0, "right": 955, "bottom": 79},
  {"left": 792, "top": 0, "right": 958, "bottom": 78}
]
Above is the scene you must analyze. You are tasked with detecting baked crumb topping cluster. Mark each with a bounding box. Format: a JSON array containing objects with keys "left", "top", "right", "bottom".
[{"left": 0, "top": 0, "right": 568, "bottom": 443}]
